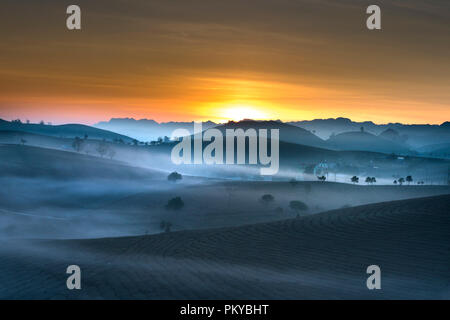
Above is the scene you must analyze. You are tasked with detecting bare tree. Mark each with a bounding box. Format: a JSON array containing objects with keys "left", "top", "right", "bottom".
[
  {"left": 108, "top": 148, "right": 116, "bottom": 160},
  {"left": 289, "top": 200, "right": 308, "bottom": 215},
  {"left": 72, "top": 137, "right": 84, "bottom": 153},
  {"left": 96, "top": 141, "right": 108, "bottom": 157}
]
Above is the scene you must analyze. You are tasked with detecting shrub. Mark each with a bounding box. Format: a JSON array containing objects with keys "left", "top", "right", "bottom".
[
  {"left": 274, "top": 207, "right": 284, "bottom": 214},
  {"left": 289, "top": 200, "right": 308, "bottom": 213},
  {"left": 261, "top": 194, "right": 275, "bottom": 203},
  {"left": 168, "top": 171, "right": 182, "bottom": 182},
  {"left": 165, "top": 197, "right": 184, "bottom": 210}
]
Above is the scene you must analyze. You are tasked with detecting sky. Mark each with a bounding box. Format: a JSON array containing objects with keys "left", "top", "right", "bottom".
[{"left": 0, "top": 0, "right": 449, "bottom": 125}]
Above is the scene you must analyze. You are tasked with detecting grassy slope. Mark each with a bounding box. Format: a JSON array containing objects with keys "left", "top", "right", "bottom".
[{"left": 0, "top": 195, "right": 449, "bottom": 299}]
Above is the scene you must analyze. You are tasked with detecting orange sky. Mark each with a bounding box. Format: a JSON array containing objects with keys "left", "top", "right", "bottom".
[{"left": 0, "top": 0, "right": 449, "bottom": 125}]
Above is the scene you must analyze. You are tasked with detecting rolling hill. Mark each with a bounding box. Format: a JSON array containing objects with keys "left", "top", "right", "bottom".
[
  {"left": 327, "top": 131, "right": 411, "bottom": 154},
  {"left": 0, "top": 119, "right": 134, "bottom": 143},
  {"left": 1, "top": 194, "right": 449, "bottom": 299},
  {"left": 213, "top": 120, "right": 328, "bottom": 148}
]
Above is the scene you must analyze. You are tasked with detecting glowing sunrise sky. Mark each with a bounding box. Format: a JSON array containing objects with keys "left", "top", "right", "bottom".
[{"left": 0, "top": 0, "right": 449, "bottom": 124}]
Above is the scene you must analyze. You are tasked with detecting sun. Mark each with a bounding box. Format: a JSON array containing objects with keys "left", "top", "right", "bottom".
[{"left": 220, "top": 105, "right": 268, "bottom": 122}]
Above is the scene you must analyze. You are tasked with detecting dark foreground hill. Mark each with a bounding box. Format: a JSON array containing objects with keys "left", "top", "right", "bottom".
[
  {"left": 0, "top": 119, "right": 134, "bottom": 143},
  {"left": 1, "top": 195, "right": 449, "bottom": 299},
  {"left": 0, "top": 144, "right": 164, "bottom": 180}
]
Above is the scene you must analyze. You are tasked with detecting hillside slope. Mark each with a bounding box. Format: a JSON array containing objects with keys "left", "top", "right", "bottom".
[
  {"left": 1, "top": 195, "right": 449, "bottom": 299},
  {"left": 327, "top": 131, "right": 411, "bottom": 154},
  {"left": 0, "top": 119, "right": 134, "bottom": 143}
]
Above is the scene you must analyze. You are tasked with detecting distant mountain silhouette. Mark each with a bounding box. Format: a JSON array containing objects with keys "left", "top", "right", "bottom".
[
  {"left": 0, "top": 119, "right": 134, "bottom": 142},
  {"left": 378, "top": 128, "right": 408, "bottom": 144},
  {"left": 213, "top": 120, "right": 327, "bottom": 148},
  {"left": 90, "top": 117, "right": 450, "bottom": 151},
  {"left": 327, "top": 131, "right": 411, "bottom": 154},
  {"left": 416, "top": 142, "right": 450, "bottom": 159},
  {"left": 95, "top": 118, "right": 216, "bottom": 142},
  {"left": 289, "top": 118, "right": 450, "bottom": 149}
]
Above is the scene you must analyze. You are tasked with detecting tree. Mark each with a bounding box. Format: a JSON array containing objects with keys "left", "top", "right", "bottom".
[
  {"left": 289, "top": 178, "right": 298, "bottom": 187},
  {"left": 165, "top": 197, "right": 184, "bottom": 210},
  {"left": 317, "top": 175, "right": 326, "bottom": 182},
  {"left": 393, "top": 180, "right": 398, "bottom": 185},
  {"left": 398, "top": 177, "right": 405, "bottom": 186},
  {"left": 168, "top": 171, "right": 182, "bottom": 182},
  {"left": 108, "top": 148, "right": 116, "bottom": 160},
  {"left": 289, "top": 200, "right": 308, "bottom": 215},
  {"left": 406, "top": 175, "right": 413, "bottom": 185},
  {"left": 96, "top": 140, "right": 108, "bottom": 157},
  {"left": 160, "top": 220, "right": 172, "bottom": 233},
  {"left": 72, "top": 137, "right": 84, "bottom": 153},
  {"left": 351, "top": 176, "right": 359, "bottom": 184},
  {"left": 365, "top": 177, "right": 376, "bottom": 185},
  {"left": 261, "top": 194, "right": 275, "bottom": 204}
]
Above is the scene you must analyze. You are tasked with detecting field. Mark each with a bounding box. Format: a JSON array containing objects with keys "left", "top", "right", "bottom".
[{"left": 1, "top": 195, "right": 449, "bottom": 299}]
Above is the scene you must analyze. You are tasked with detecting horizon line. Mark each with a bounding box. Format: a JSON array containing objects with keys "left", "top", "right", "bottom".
[{"left": 1, "top": 116, "right": 449, "bottom": 127}]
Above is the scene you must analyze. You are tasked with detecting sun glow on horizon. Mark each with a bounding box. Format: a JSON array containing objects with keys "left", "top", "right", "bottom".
[{"left": 219, "top": 105, "right": 269, "bottom": 122}]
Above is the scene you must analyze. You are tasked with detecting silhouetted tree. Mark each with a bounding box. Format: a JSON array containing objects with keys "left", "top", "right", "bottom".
[
  {"left": 108, "top": 148, "right": 116, "bottom": 160},
  {"left": 72, "top": 137, "right": 84, "bottom": 152},
  {"left": 160, "top": 220, "right": 172, "bottom": 233},
  {"left": 393, "top": 180, "right": 398, "bottom": 185},
  {"left": 317, "top": 175, "right": 326, "bottom": 182},
  {"left": 351, "top": 176, "right": 359, "bottom": 184},
  {"left": 261, "top": 194, "right": 275, "bottom": 204},
  {"left": 365, "top": 177, "right": 376, "bottom": 185},
  {"left": 96, "top": 140, "right": 108, "bottom": 157},
  {"left": 165, "top": 197, "right": 184, "bottom": 210},
  {"left": 274, "top": 207, "right": 284, "bottom": 214},
  {"left": 289, "top": 200, "right": 308, "bottom": 214},
  {"left": 406, "top": 175, "right": 413, "bottom": 185},
  {"left": 168, "top": 171, "right": 182, "bottom": 182},
  {"left": 398, "top": 177, "right": 405, "bottom": 186}
]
